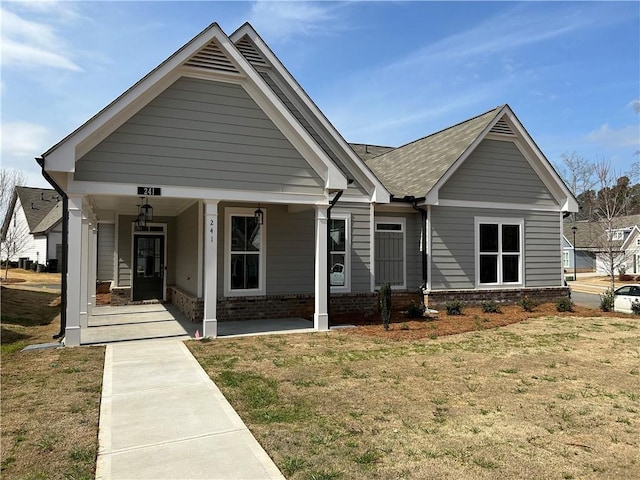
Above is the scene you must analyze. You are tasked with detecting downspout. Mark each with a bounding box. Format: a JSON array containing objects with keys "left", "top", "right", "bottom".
[
  {"left": 411, "top": 199, "right": 428, "bottom": 306},
  {"left": 326, "top": 188, "right": 346, "bottom": 328},
  {"left": 35, "top": 157, "right": 67, "bottom": 340}
]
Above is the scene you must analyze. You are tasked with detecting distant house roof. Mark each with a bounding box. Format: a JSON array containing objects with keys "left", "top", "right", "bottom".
[
  {"left": 1, "top": 187, "right": 61, "bottom": 238},
  {"left": 363, "top": 106, "right": 502, "bottom": 198},
  {"left": 32, "top": 200, "right": 63, "bottom": 234},
  {"left": 564, "top": 215, "right": 640, "bottom": 250}
]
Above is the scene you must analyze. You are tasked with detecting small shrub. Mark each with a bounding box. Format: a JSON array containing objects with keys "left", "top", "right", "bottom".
[
  {"left": 555, "top": 297, "right": 574, "bottom": 312},
  {"left": 619, "top": 274, "right": 633, "bottom": 281},
  {"left": 519, "top": 296, "right": 538, "bottom": 312},
  {"left": 404, "top": 302, "right": 424, "bottom": 318},
  {"left": 636, "top": 275, "right": 640, "bottom": 281},
  {"left": 631, "top": 300, "right": 640, "bottom": 316},
  {"left": 379, "top": 283, "right": 392, "bottom": 331},
  {"left": 600, "top": 288, "right": 615, "bottom": 312},
  {"left": 480, "top": 300, "right": 501, "bottom": 313},
  {"left": 444, "top": 300, "right": 465, "bottom": 315}
]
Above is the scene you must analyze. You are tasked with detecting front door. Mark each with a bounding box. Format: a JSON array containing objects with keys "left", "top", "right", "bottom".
[{"left": 133, "top": 235, "right": 165, "bottom": 301}]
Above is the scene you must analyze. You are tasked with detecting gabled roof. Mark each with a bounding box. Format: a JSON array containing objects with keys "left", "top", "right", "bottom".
[
  {"left": 230, "top": 23, "right": 391, "bottom": 202},
  {"left": 365, "top": 107, "right": 501, "bottom": 198},
  {"left": 1, "top": 187, "right": 61, "bottom": 238},
  {"left": 42, "top": 22, "right": 348, "bottom": 191}
]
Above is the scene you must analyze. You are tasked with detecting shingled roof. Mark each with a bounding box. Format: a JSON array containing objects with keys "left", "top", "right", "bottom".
[
  {"left": 564, "top": 215, "right": 640, "bottom": 250},
  {"left": 1, "top": 187, "right": 61, "bottom": 237},
  {"left": 363, "top": 106, "right": 503, "bottom": 198}
]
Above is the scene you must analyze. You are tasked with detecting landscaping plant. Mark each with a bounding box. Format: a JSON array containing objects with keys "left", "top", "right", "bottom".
[
  {"left": 379, "top": 283, "right": 392, "bottom": 330},
  {"left": 444, "top": 300, "right": 465, "bottom": 315},
  {"left": 480, "top": 300, "right": 501, "bottom": 313},
  {"left": 555, "top": 297, "right": 574, "bottom": 313},
  {"left": 600, "top": 288, "right": 615, "bottom": 312},
  {"left": 519, "top": 296, "right": 538, "bottom": 312}
]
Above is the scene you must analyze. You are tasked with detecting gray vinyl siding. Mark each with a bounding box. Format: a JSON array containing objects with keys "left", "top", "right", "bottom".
[
  {"left": 266, "top": 205, "right": 315, "bottom": 294},
  {"left": 175, "top": 203, "right": 199, "bottom": 296},
  {"left": 117, "top": 216, "right": 176, "bottom": 288},
  {"left": 75, "top": 77, "right": 324, "bottom": 194},
  {"left": 439, "top": 139, "right": 556, "bottom": 206},
  {"left": 430, "top": 207, "right": 562, "bottom": 290},
  {"left": 97, "top": 223, "right": 115, "bottom": 282}
]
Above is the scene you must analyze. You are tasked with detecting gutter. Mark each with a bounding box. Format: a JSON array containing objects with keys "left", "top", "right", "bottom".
[{"left": 35, "top": 157, "right": 67, "bottom": 340}]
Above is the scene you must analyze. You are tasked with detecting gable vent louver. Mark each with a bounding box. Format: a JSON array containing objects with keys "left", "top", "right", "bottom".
[
  {"left": 235, "top": 37, "right": 268, "bottom": 67},
  {"left": 184, "top": 40, "right": 239, "bottom": 73},
  {"left": 490, "top": 118, "right": 515, "bottom": 136}
]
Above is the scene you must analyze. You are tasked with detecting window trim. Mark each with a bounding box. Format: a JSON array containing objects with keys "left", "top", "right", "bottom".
[
  {"left": 474, "top": 217, "right": 524, "bottom": 288},
  {"left": 329, "top": 214, "right": 351, "bottom": 293},
  {"left": 611, "top": 230, "right": 624, "bottom": 241},
  {"left": 224, "top": 207, "right": 266, "bottom": 297},
  {"left": 374, "top": 216, "right": 407, "bottom": 290}
]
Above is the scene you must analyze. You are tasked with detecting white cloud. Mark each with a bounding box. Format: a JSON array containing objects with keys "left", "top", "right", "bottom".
[
  {"left": 585, "top": 124, "right": 640, "bottom": 149},
  {"left": 1, "top": 121, "right": 53, "bottom": 158},
  {"left": 247, "top": 1, "right": 345, "bottom": 41},
  {"left": 0, "top": 7, "right": 82, "bottom": 71}
]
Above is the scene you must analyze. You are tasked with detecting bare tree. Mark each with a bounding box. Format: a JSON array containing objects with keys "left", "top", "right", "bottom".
[
  {"left": 558, "top": 152, "right": 595, "bottom": 220},
  {"left": 1, "top": 168, "right": 28, "bottom": 279},
  {"left": 591, "top": 158, "right": 631, "bottom": 291}
]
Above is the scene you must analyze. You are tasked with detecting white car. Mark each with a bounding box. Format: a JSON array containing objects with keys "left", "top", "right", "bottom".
[{"left": 613, "top": 284, "right": 640, "bottom": 314}]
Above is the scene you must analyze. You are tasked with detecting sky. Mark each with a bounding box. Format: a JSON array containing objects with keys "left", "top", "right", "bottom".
[{"left": 1, "top": 1, "right": 639, "bottom": 189}]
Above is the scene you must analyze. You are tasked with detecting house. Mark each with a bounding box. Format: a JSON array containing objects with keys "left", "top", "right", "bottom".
[
  {"left": 1, "top": 186, "right": 63, "bottom": 270},
  {"left": 563, "top": 216, "right": 640, "bottom": 276},
  {"left": 38, "top": 22, "right": 577, "bottom": 346}
]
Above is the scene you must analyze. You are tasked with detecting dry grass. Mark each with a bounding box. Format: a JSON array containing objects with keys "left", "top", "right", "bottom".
[
  {"left": 1, "top": 286, "right": 104, "bottom": 480},
  {"left": 189, "top": 315, "right": 640, "bottom": 480},
  {"left": 0, "top": 267, "right": 61, "bottom": 285}
]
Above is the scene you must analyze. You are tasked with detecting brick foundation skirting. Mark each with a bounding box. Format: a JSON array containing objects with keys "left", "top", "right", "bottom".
[
  {"left": 111, "top": 287, "right": 131, "bottom": 306},
  {"left": 167, "top": 286, "right": 203, "bottom": 322},
  {"left": 424, "top": 287, "right": 571, "bottom": 308}
]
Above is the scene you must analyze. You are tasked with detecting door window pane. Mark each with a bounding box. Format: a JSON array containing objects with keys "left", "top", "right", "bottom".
[
  {"left": 230, "top": 214, "right": 261, "bottom": 291},
  {"left": 232, "top": 216, "right": 260, "bottom": 252},
  {"left": 330, "top": 253, "right": 345, "bottom": 286}
]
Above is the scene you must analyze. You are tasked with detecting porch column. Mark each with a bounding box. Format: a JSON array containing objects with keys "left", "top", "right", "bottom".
[
  {"left": 79, "top": 216, "right": 89, "bottom": 329},
  {"left": 314, "top": 205, "right": 329, "bottom": 330},
  {"left": 65, "top": 194, "right": 83, "bottom": 346},
  {"left": 87, "top": 222, "right": 97, "bottom": 316},
  {"left": 203, "top": 201, "right": 219, "bottom": 338}
]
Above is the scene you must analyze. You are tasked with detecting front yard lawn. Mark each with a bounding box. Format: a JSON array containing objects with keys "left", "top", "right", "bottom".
[
  {"left": 1, "top": 286, "right": 104, "bottom": 480},
  {"left": 189, "top": 314, "right": 640, "bottom": 480}
]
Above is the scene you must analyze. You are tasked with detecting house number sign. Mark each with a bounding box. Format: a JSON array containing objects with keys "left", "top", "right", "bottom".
[
  {"left": 137, "top": 187, "right": 161, "bottom": 196},
  {"left": 210, "top": 219, "right": 215, "bottom": 243}
]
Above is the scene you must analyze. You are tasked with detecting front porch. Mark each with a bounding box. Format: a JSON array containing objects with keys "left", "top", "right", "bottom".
[{"left": 80, "top": 303, "right": 314, "bottom": 345}]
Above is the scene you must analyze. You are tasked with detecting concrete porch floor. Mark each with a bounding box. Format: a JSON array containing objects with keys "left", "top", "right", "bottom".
[{"left": 81, "top": 303, "right": 315, "bottom": 344}]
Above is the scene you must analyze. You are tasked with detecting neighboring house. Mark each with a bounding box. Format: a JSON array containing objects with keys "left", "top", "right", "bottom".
[
  {"left": 1, "top": 187, "right": 63, "bottom": 269},
  {"left": 563, "top": 215, "right": 640, "bottom": 275},
  {"left": 38, "top": 23, "right": 577, "bottom": 346}
]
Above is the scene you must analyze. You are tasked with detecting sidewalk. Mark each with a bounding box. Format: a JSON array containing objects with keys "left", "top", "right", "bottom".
[{"left": 96, "top": 340, "right": 285, "bottom": 480}]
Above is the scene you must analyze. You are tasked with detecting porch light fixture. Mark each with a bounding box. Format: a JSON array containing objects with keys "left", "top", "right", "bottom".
[
  {"left": 254, "top": 206, "right": 264, "bottom": 225},
  {"left": 134, "top": 197, "right": 154, "bottom": 231}
]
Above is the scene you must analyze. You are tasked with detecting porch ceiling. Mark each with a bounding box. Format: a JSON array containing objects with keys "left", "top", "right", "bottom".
[{"left": 90, "top": 195, "right": 196, "bottom": 219}]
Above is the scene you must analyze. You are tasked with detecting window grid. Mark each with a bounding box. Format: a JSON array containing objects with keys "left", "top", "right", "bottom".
[{"left": 476, "top": 219, "right": 523, "bottom": 286}]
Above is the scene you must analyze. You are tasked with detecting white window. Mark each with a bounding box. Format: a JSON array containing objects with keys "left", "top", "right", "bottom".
[
  {"left": 224, "top": 208, "right": 265, "bottom": 296},
  {"left": 636, "top": 238, "right": 640, "bottom": 247},
  {"left": 611, "top": 230, "right": 624, "bottom": 241},
  {"left": 475, "top": 218, "right": 524, "bottom": 286},
  {"left": 562, "top": 251, "right": 570, "bottom": 268},
  {"left": 329, "top": 215, "right": 350, "bottom": 291}
]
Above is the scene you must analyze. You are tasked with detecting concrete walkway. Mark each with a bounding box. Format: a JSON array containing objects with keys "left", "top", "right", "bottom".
[{"left": 96, "top": 340, "right": 285, "bottom": 480}]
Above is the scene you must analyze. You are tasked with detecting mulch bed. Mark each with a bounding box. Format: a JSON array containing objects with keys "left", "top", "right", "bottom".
[{"left": 333, "top": 303, "right": 628, "bottom": 341}]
